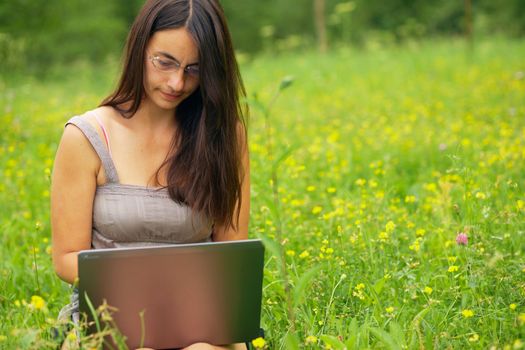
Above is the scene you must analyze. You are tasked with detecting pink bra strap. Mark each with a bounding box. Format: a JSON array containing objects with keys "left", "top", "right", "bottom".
[{"left": 92, "top": 112, "right": 112, "bottom": 157}]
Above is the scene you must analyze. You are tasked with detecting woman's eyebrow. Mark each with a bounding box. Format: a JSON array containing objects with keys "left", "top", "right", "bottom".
[{"left": 156, "top": 51, "right": 199, "bottom": 66}]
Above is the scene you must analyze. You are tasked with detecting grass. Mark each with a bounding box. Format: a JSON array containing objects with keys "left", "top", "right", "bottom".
[{"left": 1, "top": 37, "right": 524, "bottom": 349}]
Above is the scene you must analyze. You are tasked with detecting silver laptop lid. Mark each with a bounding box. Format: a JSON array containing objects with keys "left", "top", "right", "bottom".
[{"left": 78, "top": 239, "right": 264, "bottom": 349}]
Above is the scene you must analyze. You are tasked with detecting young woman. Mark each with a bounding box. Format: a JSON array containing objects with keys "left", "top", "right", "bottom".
[{"left": 51, "top": 1, "right": 249, "bottom": 349}]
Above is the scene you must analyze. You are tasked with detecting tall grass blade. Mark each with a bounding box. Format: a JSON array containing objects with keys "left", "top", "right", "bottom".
[
  {"left": 368, "top": 326, "right": 400, "bottom": 350},
  {"left": 293, "top": 263, "right": 324, "bottom": 307}
]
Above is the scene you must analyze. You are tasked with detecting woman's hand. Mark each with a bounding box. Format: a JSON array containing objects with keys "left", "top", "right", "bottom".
[
  {"left": 136, "top": 342, "right": 246, "bottom": 350},
  {"left": 183, "top": 343, "right": 216, "bottom": 350},
  {"left": 183, "top": 343, "right": 246, "bottom": 350}
]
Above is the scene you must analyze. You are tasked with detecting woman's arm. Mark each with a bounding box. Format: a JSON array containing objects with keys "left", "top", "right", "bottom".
[
  {"left": 212, "top": 123, "right": 250, "bottom": 242},
  {"left": 51, "top": 123, "right": 100, "bottom": 284},
  {"left": 182, "top": 342, "right": 247, "bottom": 349}
]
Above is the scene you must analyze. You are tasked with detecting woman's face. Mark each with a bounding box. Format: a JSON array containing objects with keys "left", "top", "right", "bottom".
[{"left": 143, "top": 27, "right": 200, "bottom": 112}]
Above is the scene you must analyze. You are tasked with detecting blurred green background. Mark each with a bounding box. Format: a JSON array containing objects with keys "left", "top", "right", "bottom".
[
  {"left": 1, "top": 0, "right": 524, "bottom": 75},
  {"left": 1, "top": 2, "right": 525, "bottom": 348}
]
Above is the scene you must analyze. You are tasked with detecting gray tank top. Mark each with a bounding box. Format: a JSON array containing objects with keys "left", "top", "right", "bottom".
[{"left": 66, "top": 115, "right": 213, "bottom": 248}]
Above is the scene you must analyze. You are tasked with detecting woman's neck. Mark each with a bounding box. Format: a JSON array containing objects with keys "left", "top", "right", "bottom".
[{"left": 131, "top": 98, "right": 177, "bottom": 133}]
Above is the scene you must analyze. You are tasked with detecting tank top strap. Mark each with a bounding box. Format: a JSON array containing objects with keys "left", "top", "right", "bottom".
[{"left": 65, "top": 115, "right": 120, "bottom": 183}]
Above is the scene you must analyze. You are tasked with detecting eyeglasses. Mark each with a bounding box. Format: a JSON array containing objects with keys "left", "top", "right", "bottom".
[{"left": 148, "top": 54, "right": 200, "bottom": 80}]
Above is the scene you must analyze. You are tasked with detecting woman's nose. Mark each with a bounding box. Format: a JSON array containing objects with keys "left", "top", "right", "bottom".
[{"left": 167, "top": 69, "right": 185, "bottom": 92}]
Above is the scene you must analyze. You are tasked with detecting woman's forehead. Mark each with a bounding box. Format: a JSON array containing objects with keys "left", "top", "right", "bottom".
[{"left": 148, "top": 28, "right": 199, "bottom": 63}]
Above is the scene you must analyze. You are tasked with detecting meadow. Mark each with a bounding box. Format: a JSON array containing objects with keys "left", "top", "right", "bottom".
[{"left": 1, "top": 38, "right": 524, "bottom": 349}]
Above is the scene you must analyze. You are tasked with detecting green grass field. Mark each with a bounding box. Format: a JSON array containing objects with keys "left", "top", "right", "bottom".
[{"left": 1, "top": 38, "right": 524, "bottom": 349}]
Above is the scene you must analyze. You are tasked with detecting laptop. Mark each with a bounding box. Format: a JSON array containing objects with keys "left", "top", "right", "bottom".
[{"left": 78, "top": 239, "right": 264, "bottom": 349}]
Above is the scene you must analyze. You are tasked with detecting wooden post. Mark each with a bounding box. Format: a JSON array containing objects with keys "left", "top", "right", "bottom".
[
  {"left": 464, "top": 0, "right": 473, "bottom": 49},
  {"left": 314, "top": 0, "right": 327, "bottom": 53}
]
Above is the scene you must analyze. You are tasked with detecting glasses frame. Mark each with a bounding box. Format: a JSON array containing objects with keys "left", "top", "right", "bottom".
[{"left": 147, "top": 53, "right": 200, "bottom": 80}]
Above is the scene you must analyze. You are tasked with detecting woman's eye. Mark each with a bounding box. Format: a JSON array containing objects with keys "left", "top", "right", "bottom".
[
  {"left": 157, "top": 59, "right": 174, "bottom": 68},
  {"left": 187, "top": 66, "right": 199, "bottom": 76}
]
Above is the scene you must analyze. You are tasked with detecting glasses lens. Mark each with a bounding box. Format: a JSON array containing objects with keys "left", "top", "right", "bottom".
[
  {"left": 186, "top": 66, "right": 199, "bottom": 78},
  {"left": 152, "top": 57, "right": 177, "bottom": 71},
  {"left": 151, "top": 55, "right": 199, "bottom": 80}
]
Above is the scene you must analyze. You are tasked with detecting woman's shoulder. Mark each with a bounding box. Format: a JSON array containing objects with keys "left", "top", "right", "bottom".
[
  {"left": 56, "top": 113, "right": 102, "bottom": 177},
  {"left": 60, "top": 107, "right": 117, "bottom": 159},
  {"left": 64, "top": 106, "right": 124, "bottom": 146},
  {"left": 66, "top": 106, "right": 114, "bottom": 128}
]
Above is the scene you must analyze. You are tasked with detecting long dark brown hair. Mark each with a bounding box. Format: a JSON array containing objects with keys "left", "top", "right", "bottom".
[{"left": 101, "top": 0, "right": 247, "bottom": 230}]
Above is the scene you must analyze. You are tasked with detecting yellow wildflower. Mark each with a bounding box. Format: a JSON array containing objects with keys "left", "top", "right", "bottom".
[
  {"left": 385, "top": 306, "right": 394, "bottom": 313},
  {"left": 305, "top": 335, "right": 318, "bottom": 344},
  {"left": 475, "top": 192, "right": 486, "bottom": 199},
  {"left": 251, "top": 337, "right": 265, "bottom": 349},
  {"left": 312, "top": 206, "right": 323, "bottom": 214},
  {"left": 385, "top": 221, "right": 396, "bottom": 233},
  {"left": 448, "top": 265, "right": 459, "bottom": 273},
  {"left": 409, "top": 240, "right": 420, "bottom": 252},
  {"left": 353, "top": 283, "right": 365, "bottom": 300},
  {"left": 286, "top": 250, "right": 295, "bottom": 257},
  {"left": 423, "top": 183, "right": 437, "bottom": 192},
  {"left": 405, "top": 195, "right": 416, "bottom": 203},
  {"left": 30, "top": 295, "right": 46, "bottom": 310},
  {"left": 468, "top": 334, "right": 479, "bottom": 342},
  {"left": 291, "top": 199, "right": 303, "bottom": 206},
  {"left": 424, "top": 286, "right": 433, "bottom": 295},
  {"left": 66, "top": 332, "right": 77, "bottom": 342},
  {"left": 299, "top": 250, "right": 310, "bottom": 259},
  {"left": 461, "top": 309, "right": 474, "bottom": 318},
  {"left": 518, "top": 313, "right": 525, "bottom": 325},
  {"left": 510, "top": 303, "right": 517, "bottom": 311},
  {"left": 355, "top": 178, "right": 366, "bottom": 186}
]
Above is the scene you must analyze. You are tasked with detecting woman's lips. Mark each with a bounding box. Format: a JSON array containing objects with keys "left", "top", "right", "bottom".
[{"left": 161, "top": 91, "right": 182, "bottom": 101}]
